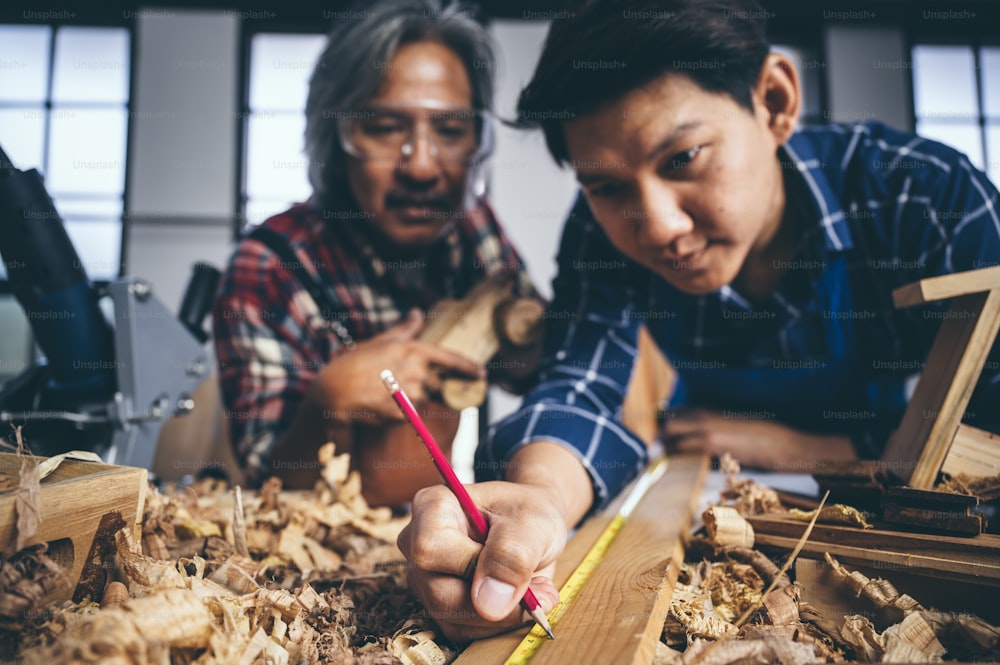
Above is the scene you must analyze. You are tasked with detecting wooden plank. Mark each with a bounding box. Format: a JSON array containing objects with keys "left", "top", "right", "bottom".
[
  {"left": 747, "top": 513, "right": 1000, "bottom": 556},
  {"left": 942, "top": 423, "right": 1000, "bottom": 479},
  {"left": 748, "top": 514, "right": 1000, "bottom": 586},
  {"left": 454, "top": 470, "right": 636, "bottom": 664},
  {"left": 881, "top": 289, "right": 1000, "bottom": 488},
  {"left": 757, "top": 534, "right": 1000, "bottom": 586},
  {"left": 533, "top": 455, "right": 706, "bottom": 665},
  {"left": 456, "top": 455, "right": 708, "bottom": 665},
  {"left": 622, "top": 325, "right": 675, "bottom": 446},
  {"left": 0, "top": 453, "right": 147, "bottom": 602},
  {"left": 892, "top": 266, "right": 1000, "bottom": 308}
]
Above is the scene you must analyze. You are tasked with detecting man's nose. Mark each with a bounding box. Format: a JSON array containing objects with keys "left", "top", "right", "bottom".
[
  {"left": 635, "top": 189, "right": 693, "bottom": 248},
  {"left": 397, "top": 130, "right": 442, "bottom": 183}
]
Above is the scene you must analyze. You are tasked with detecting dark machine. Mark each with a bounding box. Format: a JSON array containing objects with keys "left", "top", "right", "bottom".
[{"left": 0, "top": 143, "right": 220, "bottom": 470}]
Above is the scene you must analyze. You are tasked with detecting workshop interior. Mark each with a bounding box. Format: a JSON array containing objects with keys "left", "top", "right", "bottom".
[
  {"left": 1, "top": 0, "right": 997, "bottom": 479},
  {"left": 1, "top": 0, "right": 999, "bottom": 662}
]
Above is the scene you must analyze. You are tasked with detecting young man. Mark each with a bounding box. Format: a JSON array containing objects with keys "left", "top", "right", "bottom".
[
  {"left": 212, "top": 0, "right": 538, "bottom": 506},
  {"left": 398, "top": 0, "right": 1000, "bottom": 641}
]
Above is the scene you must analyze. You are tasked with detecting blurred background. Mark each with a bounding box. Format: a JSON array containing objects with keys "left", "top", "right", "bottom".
[{"left": 0, "top": 0, "right": 997, "bottom": 427}]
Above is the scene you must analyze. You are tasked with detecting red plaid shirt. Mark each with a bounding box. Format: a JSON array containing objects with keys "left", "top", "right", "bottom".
[{"left": 212, "top": 198, "right": 536, "bottom": 485}]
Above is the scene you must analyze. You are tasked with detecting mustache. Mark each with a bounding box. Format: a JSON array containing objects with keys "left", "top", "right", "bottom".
[{"left": 384, "top": 190, "right": 452, "bottom": 209}]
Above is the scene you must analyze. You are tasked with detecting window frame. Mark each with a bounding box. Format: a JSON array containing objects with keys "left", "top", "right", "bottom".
[
  {"left": 0, "top": 14, "right": 136, "bottom": 292},
  {"left": 906, "top": 32, "right": 1000, "bottom": 181}
]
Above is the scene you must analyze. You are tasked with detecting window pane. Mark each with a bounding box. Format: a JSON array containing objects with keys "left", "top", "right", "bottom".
[
  {"left": 0, "top": 295, "right": 32, "bottom": 380},
  {"left": 916, "top": 120, "right": 984, "bottom": 170},
  {"left": 246, "top": 111, "right": 312, "bottom": 200},
  {"left": 52, "top": 27, "right": 130, "bottom": 104},
  {"left": 50, "top": 196, "right": 122, "bottom": 219},
  {"left": 0, "top": 25, "right": 51, "bottom": 103},
  {"left": 249, "top": 33, "right": 326, "bottom": 112},
  {"left": 987, "top": 124, "right": 1000, "bottom": 186},
  {"left": 912, "top": 46, "right": 977, "bottom": 120},
  {"left": 0, "top": 108, "right": 46, "bottom": 171},
  {"left": 47, "top": 108, "right": 127, "bottom": 194},
  {"left": 983, "top": 48, "right": 1000, "bottom": 118},
  {"left": 63, "top": 219, "right": 122, "bottom": 280}
]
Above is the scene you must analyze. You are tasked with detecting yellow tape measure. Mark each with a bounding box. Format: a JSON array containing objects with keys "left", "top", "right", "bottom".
[{"left": 503, "top": 457, "right": 669, "bottom": 665}]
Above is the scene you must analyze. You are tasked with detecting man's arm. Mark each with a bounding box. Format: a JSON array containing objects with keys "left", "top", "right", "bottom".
[{"left": 478, "top": 195, "right": 651, "bottom": 518}]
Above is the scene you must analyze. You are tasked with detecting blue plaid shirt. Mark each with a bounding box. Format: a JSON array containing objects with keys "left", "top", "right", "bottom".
[{"left": 477, "top": 121, "right": 1000, "bottom": 514}]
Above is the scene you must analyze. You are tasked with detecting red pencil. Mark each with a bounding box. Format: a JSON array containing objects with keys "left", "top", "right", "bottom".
[{"left": 380, "top": 369, "right": 555, "bottom": 639}]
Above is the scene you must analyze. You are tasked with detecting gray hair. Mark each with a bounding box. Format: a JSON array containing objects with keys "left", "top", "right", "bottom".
[{"left": 305, "top": 0, "right": 496, "bottom": 206}]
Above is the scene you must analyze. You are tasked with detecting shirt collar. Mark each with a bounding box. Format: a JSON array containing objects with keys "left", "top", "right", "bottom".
[{"left": 780, "top": 130, "right": 854, "bottom": 253}]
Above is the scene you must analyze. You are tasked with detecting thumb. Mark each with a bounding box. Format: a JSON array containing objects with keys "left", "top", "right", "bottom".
[
  {"left": 467, "top": 491, "right": 565, "bottom": 622},
  {"left": 379, "top": 308, "right": 424, "bottom": 340}
]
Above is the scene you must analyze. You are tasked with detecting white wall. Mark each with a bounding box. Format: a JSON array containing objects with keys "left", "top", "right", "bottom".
[
  {"left": 484, "top": 20, "right": 579, "bottom": 422},
  {"left": 824, "top": 25, "right": 912, "bottom": 130},
  {"left": 125, "top": 8, "right": 239, "bottom": 312}
]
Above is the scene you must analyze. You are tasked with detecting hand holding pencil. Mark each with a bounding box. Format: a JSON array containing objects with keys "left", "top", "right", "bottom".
[{"left": 382, "top": 369, "right": 558, "bottom": 640}]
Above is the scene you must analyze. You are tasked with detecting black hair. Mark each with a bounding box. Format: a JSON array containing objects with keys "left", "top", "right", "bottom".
[{"left": 516, "top": 0, "right": 772, "bottom": 165}]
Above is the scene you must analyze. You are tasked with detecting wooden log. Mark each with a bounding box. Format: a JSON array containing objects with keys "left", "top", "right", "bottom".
[
  {"left": 417, "top": 274, "right": 515, "bottom": 410},
  {"left": 455, "top": 455, "right": 709, "bottom": 665},
  {"left": 494, "top": 297, "right": 545, "bottom": 347}
]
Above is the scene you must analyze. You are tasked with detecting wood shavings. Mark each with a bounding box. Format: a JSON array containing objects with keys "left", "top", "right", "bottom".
[
  {"left": 100, "top": 581, "right": 129, "bottom": 608},
  {"left": 938, "top": 472, "right": 1000, "bottom": 501},
  {"left": 716, "top": 453, "right": 783, "bottom": 516},
  {"left": 789, "top": 503, "right": 874, "bottom": 529},
  {"left": 841, "top": 614, "right": 885, "bottom": 661},
  {"left": 679, "top": 633, "right": 817, "bottom": 665},
  {"left": 760, "top": 583, "right": 800, "bottom": 626},
  {"left": 824, "top": 553, "right": 1000, "bottom": 662},
  {"left": 11, "top": 454, "right": 41, "bottom": 556},
  {"left": 0, "top": 545, "right": 66, "bottom": 658},
  {"left": 702, "top": 506, "right": 754, "bottom": 548},
  {"left": 34, "top": 451, "right": 103, "bottom": 481},
  {"left": 823, "top": 552, "right": 925, "bottom": 615},
  {"left": 391, "top": 618, "right": 457, "bottom": 665},
  {"left": 923, "top": 611, "right": 1000, "bottom": 660},
  {"left": 232, "top": 485, "right": 249, "bottom": 557},
  {"left": 882, "top": 612, "right": 946, "bottom": 663},
  {"left": 5, "top": 443, "right": 448, "bottom": 664}
]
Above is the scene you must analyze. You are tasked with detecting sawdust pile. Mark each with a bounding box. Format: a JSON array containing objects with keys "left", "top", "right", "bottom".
[
  {"left": 1, "top": 443, "right": 456, "bottom": 665},
  {"left": 657, "top": 454, "right": 1000, "bottom": 664}
]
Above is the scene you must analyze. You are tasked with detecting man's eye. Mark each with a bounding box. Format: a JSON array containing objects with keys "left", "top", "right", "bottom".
[
  {"left": 588, "top": 182, "right": 622, "bottom": 199},
  {"left": 667, "top": 145, "right": 704, "bottom": 171},
  {"left": 364, "top": 122, "right": 405, "bottom": 135},
  {"left": 434, "top": 123, "right": 472, "bottom": 139}
]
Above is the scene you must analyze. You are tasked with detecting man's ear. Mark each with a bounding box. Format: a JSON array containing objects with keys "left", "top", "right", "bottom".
[{"left": 753, "top": 52, "right": 801, "bottom": 145}]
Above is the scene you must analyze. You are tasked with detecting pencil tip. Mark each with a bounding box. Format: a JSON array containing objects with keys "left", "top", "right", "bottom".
[{"left": 529, "top": 607, "right": 554, "bottom": 639}]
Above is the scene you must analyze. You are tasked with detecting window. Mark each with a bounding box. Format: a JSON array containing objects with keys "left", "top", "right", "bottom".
[
  {"left": 912, "top": 44, "right": 1000, "bottom": 183},
  {"left": 240, "top": 32, "right": 327, "bottom": 229},
  {"left": 0, "top": 24, "right": 131, "bottom": 281}
]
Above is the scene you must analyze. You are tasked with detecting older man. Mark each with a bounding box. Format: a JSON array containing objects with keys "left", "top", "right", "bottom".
[{"left": 213, "top": 0, "right": 537, "bottom": 506}]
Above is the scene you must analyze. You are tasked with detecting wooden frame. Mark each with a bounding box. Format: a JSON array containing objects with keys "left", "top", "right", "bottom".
[{"left": 881, "top": 266, "right": 1000, "bottom": 488}]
